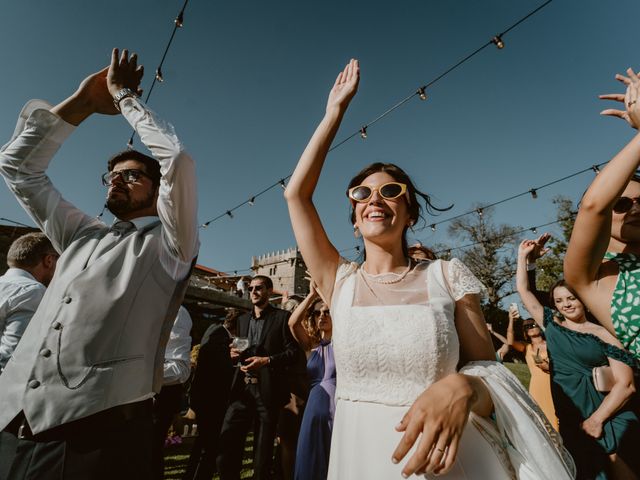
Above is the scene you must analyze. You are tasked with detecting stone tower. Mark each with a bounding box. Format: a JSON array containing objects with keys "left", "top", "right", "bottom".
[{"left": 251, "top": 247, "right": 309, "bottom": 296}]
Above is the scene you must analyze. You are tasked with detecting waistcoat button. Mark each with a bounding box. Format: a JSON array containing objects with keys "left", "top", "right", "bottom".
[
  {"left": 52, "top": 321, "right": 62, "bottom": 330},
  {"left": 62, "top": 296, "right": 72, "bottom": 304},
  {"left": 40, "top": 348, "right": 51, "bottom": 358},
  {"left": 28, "top": 380, "right": 40, "bottom": 389}
]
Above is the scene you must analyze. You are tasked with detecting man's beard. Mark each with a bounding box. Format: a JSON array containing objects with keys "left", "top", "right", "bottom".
[{"left": 106, "top": 189, "right": 155, "bottom": 218}]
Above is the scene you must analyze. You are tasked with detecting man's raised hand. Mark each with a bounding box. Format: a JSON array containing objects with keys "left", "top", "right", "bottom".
[{"left": 107, "top": 48, "right": 144, "bottom": 99}]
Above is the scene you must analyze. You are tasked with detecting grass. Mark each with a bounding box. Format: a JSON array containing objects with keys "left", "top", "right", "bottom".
[{"left": 163, "top": 363, "right": 531, "bottom": 478}]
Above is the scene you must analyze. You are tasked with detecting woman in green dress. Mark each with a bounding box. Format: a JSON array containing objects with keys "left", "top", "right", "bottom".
[
  {"left": 518, "top": 239, "right": 640, "bottom": 479},
  {"left": 565, "top": 67, "right": 640, "bottom": 358}
]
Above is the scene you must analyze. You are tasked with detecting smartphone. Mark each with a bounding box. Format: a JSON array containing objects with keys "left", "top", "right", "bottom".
[{"left": 509, "top": 303, "right": 520, "bottom": 318}]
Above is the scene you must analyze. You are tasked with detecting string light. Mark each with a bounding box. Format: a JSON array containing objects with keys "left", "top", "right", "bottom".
[
  {"left": 531, "top": 227, "right": 538, "bottom": 234},
  {"left": 126, "top": 0, "right": 190, "bottom": 147},
  {"left": 592, "top": 165, "right": 600, "bottom": 174},
  {"left": 279, "top": 179, "right": 287, "bottom": 190},
  {"left": 226, "top": 210, "right": 233, "bottom": 219},
  {"left": 197, "top": 0, "right": 554, "bottom": 229},
  {"left": 126, "top": 138, "right": 134, "bottom": 149},
  {"left": 248, "top": 197, "right": 255, "bottom": 206},
  {"left": 417, "top": 87, "right": 428, "bottom": 101},
  {"left": 355, "top": 246, "right": 361, "bottom": 253},
  {"left": 529, "top": 189, "right": 538, "bottom": 199},
  {"left": 432, "top": 212, "right": 576, "bottom": 255},
  {"left": 476, "top": 208, "right": 484, "bottom": 217},
  {"left": 430, "top": 224, "right": 436, "bottom": 232},
  {"left": 425, "top": 160, "right": 607, "bottom": 233},
  {"left": 491, "top": 35, "right": 505, "bottom": 49},
  {"left": 175, "top": 11, "right": 184, "bottom": 27}
]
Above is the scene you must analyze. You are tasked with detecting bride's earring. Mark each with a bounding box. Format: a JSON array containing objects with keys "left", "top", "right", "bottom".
[
  {"left": 354, "top": 224, "right": 361, "bottom": 238},
  {"left": 408, "top": 220, "right": 415, "bottom": 234}
]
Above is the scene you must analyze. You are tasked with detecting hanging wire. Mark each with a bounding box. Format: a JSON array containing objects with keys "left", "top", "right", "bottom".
[
  {"left": 425, "top": 160, "right": 606, "bottom": 230},
  {"left": 0, "top": 217, "right": 32, "bottom": 228},
  {"left": 198, "top": 0, "right": 554, "bottom": 228},
  {"left": 127, "top": 0, "right": 190, "bottom": 147},
  {"left": 433, "top": 212, "right": 576, "bottom": 255}
]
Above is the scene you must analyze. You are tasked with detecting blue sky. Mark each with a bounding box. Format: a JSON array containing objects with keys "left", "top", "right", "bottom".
[{"left": 0, "top": 0, "right": 638, "bottom": 286}]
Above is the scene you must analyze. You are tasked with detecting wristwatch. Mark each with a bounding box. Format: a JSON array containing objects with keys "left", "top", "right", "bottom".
[{"left": 112, "top": 88, "right": 138, "bottom": 111}]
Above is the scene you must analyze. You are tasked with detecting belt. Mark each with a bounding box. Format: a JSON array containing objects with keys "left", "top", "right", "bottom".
[
  {"left": 244, "top": 376, "right": 259, "bottom": 385},
  {"left": 4, "top": 400, "right": 152, "bottom": 440}
]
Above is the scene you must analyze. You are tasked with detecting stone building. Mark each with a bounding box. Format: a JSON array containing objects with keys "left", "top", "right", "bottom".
[{"left": 251, "top": 247, "right": 309, "bottom": 297}]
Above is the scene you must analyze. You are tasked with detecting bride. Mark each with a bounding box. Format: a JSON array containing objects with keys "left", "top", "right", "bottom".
[{"left": 284, "top": 59, "right": 575, "bottom": 479}]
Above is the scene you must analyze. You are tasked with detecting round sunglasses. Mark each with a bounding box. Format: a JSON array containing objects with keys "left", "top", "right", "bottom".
[
  {"left": 613, "top": 196, "right": 640, "bottom": 214},
  {"left": 347, "top": 182, "right": 408, "bottom": 203}
]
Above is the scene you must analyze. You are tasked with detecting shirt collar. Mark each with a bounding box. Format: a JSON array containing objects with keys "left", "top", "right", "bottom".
[
  {"left": 251, "top": 303, "right": 273, "bottom": 320},
  {"left": 112, "top": 215, "right": 159, "bottom": 231},
  {"left": 2, "top": 267, "right": 40, "bottom": 283}
]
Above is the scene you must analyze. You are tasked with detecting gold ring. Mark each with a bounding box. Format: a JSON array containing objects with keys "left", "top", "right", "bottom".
[{"left": 436, "top": 447, "right": 446, "bottom": 453}]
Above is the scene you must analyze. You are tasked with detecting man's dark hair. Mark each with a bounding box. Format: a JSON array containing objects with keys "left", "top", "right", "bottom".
[
  {"left": 252, "top": 275, "right": 273, "bottom": 290},
  {"left": 7, "top": 232, "right": 56, "bottom": 268},
  {"left": 107, "top": 150, "right": 161, "bottom": 188}
]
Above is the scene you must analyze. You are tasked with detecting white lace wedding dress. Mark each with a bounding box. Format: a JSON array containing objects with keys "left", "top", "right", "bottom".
[{"left": 327, "top": 258, "right": 575, "bottom": 480}]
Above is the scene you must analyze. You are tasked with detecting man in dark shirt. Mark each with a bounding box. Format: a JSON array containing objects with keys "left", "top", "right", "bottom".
[{"left": 216, "top": 275, "right": 297, "bottom": 480}]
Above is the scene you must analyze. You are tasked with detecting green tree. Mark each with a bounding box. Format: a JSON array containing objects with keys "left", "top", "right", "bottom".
[{"left": 447, "top": 206, "right": 521, "bottom": 317}]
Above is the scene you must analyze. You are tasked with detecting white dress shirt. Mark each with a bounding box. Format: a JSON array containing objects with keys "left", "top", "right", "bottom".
[
  {"left": 0, "top": 268, "right": 46, "bottom": 372},
  {"left": 163, "top": 306, "right": 192, "bottom": 386}
]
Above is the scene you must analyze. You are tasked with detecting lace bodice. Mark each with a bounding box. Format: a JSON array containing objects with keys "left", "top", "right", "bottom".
[{"left": 330, "top": 258, "right": 484, "bottom": 406}]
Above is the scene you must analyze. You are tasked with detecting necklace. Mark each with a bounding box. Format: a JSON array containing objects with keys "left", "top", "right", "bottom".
[
  {"left": 360, "top": 260, "right": 412, "bottom": 284},
  {"left": 358, "top": 259, "right": 413, "bottom": 306}
]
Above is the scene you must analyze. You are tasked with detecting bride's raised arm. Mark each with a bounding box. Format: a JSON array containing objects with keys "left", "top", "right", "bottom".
[{"left": 284, "top": 59, "right": 360, "bottom": 305}]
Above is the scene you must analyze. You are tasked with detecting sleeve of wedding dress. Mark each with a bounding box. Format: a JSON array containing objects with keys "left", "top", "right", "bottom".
[{"left": 447, "top": 258, "right": 487, "bottom": 301}]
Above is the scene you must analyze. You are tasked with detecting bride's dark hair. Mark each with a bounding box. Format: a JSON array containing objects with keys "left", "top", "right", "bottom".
[{"left": 347, "top": 163, "right": 451, "bottom": 257}]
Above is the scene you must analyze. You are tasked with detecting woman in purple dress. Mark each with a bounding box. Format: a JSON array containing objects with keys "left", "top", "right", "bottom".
[{"left": 289, "top": 283, "right": 336, "bottom": 480}]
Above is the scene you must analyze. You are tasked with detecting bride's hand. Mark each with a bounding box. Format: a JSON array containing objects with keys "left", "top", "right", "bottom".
[
  {"left": 392, "top": 373, "right": 477, "bottom": 477},
  {"left": 326, "top": 59, "right": 359, "bottom": 113}
]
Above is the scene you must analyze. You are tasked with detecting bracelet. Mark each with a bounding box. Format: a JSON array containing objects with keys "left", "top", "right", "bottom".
[{"left": 112, "top": 88, "right": 138, "bottom": 112}]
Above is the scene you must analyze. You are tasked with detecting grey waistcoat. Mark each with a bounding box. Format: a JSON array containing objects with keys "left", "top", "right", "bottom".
[{"left": 0, "top": 221, "right": 192, "bottom": 434}]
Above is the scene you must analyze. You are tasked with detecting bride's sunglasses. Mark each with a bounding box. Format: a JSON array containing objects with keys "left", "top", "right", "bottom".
[
  {"left": 613, "top": 196, "right": 640, "bottom": 214},
  {"left": 347, "top": 182, "right": 408, "bottom": 203}
]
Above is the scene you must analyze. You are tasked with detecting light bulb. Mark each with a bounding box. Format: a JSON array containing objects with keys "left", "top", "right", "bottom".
[
  {"left": 226, "top": 210, "right": 233, "bottom": 219},
  {"left": 430, "top": 224, "right": 436, "bottom": 232},
  {"left": 529, "top": 189, "right": 538, "bottom": 199},
  {"left": 155, "top": 68, "right": 164, "bottom": 83},
  {"left": 360, "top": 127, "right": 367, "bottom": 139},
  {"left": 492, "top": 36, "right": 505, "bottom": 49},
  {"left": 417, "top": 87, "right": 427, "bottom": 101},
  {"left": 248, "top": 197, "right": 255, "bottom": 206},
  {"left": 175, "top": 12, "right": 184, "bottom": 27}
]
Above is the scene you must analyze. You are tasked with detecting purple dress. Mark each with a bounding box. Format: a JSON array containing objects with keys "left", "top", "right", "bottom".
[{"left": 294, "top": 340, "right": 336, "bottom": 480}]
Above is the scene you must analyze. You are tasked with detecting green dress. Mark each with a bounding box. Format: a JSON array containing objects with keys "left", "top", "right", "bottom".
[
  {"left": 605, "top": 251, "right": 640, "bottom": 358},
  {"left": 544, "top": 307, "right": 640, "bottom": 479}
]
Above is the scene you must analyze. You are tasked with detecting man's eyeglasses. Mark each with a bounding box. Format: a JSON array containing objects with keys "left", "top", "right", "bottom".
[
  {"left": 101, "top": 169, "right": 151, "bottom": 186},
  {"left": 613, "top": 196, "right": 640, "bottom": 214},
  {"left": 248, "top": 285, "right": 264, "bottom": 292},
  {"left": 347, "top": 182, "right": 408, "bottom": 203}
]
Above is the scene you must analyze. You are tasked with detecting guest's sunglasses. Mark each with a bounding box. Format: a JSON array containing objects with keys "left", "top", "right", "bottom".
[
  {"left": 523, "top": 323, "right": 538, "bottom": 330},
  {"left": 613, "top": 196, "right": 640, "bottom": 214},
  {"left": 248, "top": 285, "right": 264, "bottom": 292},
  {"left": 347, "top": 182, "right": 408, "bottom": 203},
  {"left": 101, "top": 169, "right": 151, "bottom": 186}
]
